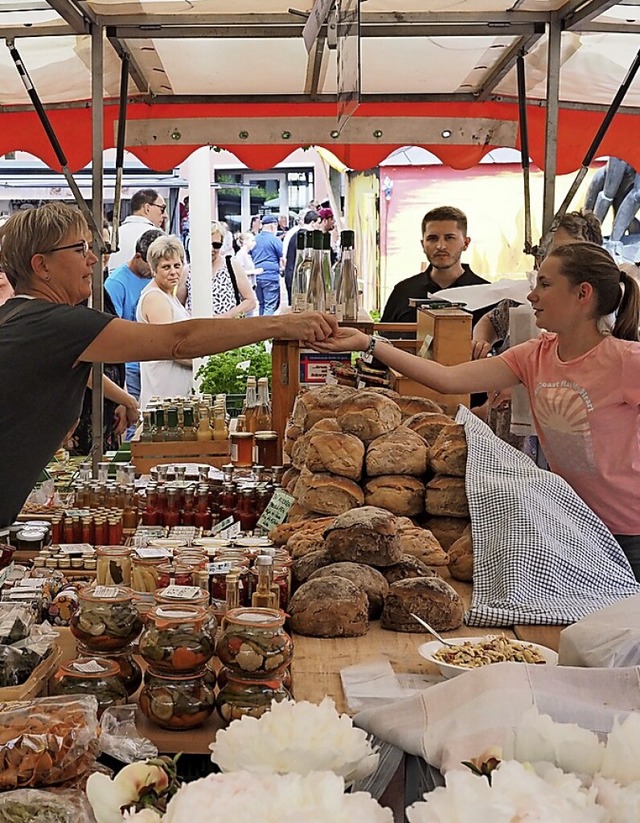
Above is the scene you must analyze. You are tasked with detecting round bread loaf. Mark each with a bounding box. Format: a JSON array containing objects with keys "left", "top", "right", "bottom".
[
  {"left": 448, "top": 525, "right": 473, "bottom": 582},
  {"left": 287, "top": 530, "right": 327, "bottom": 559},
  {"left": 430, "top": 423, "right": 468, "bottom": 477},
  {"left": 404, "top": 412, "right": 456, "bottom": 446},
  {"left": 305, "top": 431, "right": 365, "bottom": 480},
  {"left": 367, "top": 387, "right": 401, "bottom": 401},
  {"left": 286, "top": 501, "right": 324, "bottom": 522},
  {"left": 365, "top": 475, "right": 425, "bottom": 517},
  {"left": 425, "top": 476, "right": 469, "bottom": 518},
  {"left": 381, "top": 555, "right": 438, "bottom": 585},
  {"left": 290, "top": 418, "right": 342, "bottom": 470},
  {"left": 397, "top": 518, "right": 449, "bottom": 566},
  {"left": 292, "top": 547, "right": 334, "bottom": 583},
  {"left": 381, "top": 577, "right": 464, "bottom": 632},
  {"left": 309, "top": 562, "right": 389, "bottom": 619},
  {"left": 396, "top": 395, "right": 444, "bottom": 419},
  {"left": 288, "top": 577, "right": 369, "bottom": 637},
  {"left": 292, "top": 385, "right": 355, "bottom": 431},
  {"left": 281, "top": 467, "right": 300, "bottom": 495},
  {"left": 297, "top": 472, "right": 365, "bottom": 516},
  {"left": 336, "top": 390, "right": 402, "bottom": 444},
  {"left": 426, "top": 516, "right": 471, "bottom": 549},
  {"left": 324, "top": 505, "right": 402, "bottom": 566},
  {"left": 366, "top": 427, "right": 429, "bottom": 477},
  {"left": 269, "top": 517, "right": 332, "bottom": 547}
]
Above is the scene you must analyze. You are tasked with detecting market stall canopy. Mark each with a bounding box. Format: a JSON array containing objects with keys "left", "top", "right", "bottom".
[{"left": 1, "top": 0, "right": 640, "bottom": 172}]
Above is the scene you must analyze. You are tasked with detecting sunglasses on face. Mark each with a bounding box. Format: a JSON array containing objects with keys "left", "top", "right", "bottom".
[
  {"left": 46, "top": 239, "right": 91, "bottom": 256},
  {"left": 211, "top": 241, "right": 223, "bottom": 249},
  {"left": 151, "top": 203, "right": 167, "bottom": 213}
]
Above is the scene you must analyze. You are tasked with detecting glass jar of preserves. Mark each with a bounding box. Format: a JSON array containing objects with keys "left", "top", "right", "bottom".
[
  {"left": 139, "top": 668, "right": 216, "bottom": 730},
  {"left": 230, "top": 431, "right": 255, "bottom": 468},
  {"left": 139, "top": 604, "right": 216, "bottom": 673},
  {"left": 15, "top": 528, "right": 47, "bottom": 552},
  {"left": 95, "top": 546, "right": 132, "bottom": 586},
  {"left": 209, "top": 561, "right": 249, "bottom": 607},
  {"left": 216, "top": 607, "right": 292, "bottom": 679},
  {"left": 216, "top": 670, "right": 289, "bottom": 723},
  {"left": 131, "top": 554, "right": 164, "bottom": 594},
  {"left": 77, "top": 642, "right": 142, "bottom": 697},
  {"left": 254, "top": 432, "right": 280, "bottom": 469},
  {"left": 52, "top": 657, "right": 128, "bottom": 717},
  {"left": 154, "top": 585, "right": 210, "bottom": 610},
  {"left": 71, "top": 585, "right": 143, "bottom": 652}
]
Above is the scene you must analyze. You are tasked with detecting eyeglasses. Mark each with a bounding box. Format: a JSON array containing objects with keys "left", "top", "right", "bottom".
[
  {"left": 211, "top": 241, "right": 223, "bottom": 249},
  {"left": 46, "top": 239, "right": 90, "bottom": 256},
  {"left": 151, "top": 202, "right": 167, "bottom": 214}
]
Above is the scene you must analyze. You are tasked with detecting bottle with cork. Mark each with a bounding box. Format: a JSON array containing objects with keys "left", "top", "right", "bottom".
[
  {"left": 254, "top": 378, "right": 272, "bottom": 431},
  {"left": 242, "top": 376, "right": 258, "bottom": 433}
]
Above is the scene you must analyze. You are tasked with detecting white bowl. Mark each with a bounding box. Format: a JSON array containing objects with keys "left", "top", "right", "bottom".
[
  {"left": 233, "top": 536, "right": 274, "bottom": 548},
  {"left": 418, "top": 635, "right": 559, "bottom": 679}
]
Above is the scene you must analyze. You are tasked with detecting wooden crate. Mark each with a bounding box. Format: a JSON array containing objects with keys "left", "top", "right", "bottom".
[{"left": 130, "top": 436, "right": 230, "bottom": 474}]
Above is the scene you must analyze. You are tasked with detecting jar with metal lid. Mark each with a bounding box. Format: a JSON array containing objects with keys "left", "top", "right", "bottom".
[
  {"left": 216, "top": 670, "right": 289, "bottom": 722},
  {"left": 95, "top": 546, "right": 132, "bottom": 586},
  {"left": 216, "top": 606, "right": 292, "bottom": 679},
  {"left": 253, "top": 432, "right": 280, "bottom": 469},
  {"left": 51, "top": 657, "right": 128, "bottom": 717},
  {"left": 139, "top": 604, "right": 216, "bottom": 673},
  {"left": 70, "top": 585, "right": 143, "bottom": 652},
  {"left": 23, "top": 520, "right": 52, "bottom": 545},
  {"left": 230, "top": 432, "right": 255, "bottom": 468},
  {"left": 139, "top": 668, "right": 215, "bottom": 730},
  {"left": 15, "top": 528, "right": 48, "bottom": 552},
  {"left": 77, "top": 642, "right": 142, "bottom": 697},
  {"left": 131, "top": 554, "right": 164, "bottom": 594}
]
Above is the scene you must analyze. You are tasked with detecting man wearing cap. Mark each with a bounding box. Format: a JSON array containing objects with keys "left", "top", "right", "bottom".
[
  {"left": 250, "top": 215, "right": 284, "bottom": 315},
  {"left": 108, "top": 189, "right": 167, "bottom": 273}
]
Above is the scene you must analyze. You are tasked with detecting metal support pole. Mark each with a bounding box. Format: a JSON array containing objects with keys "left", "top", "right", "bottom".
[
  {"left": 516, "top": 51, "right": 533, "bottom": 254},
  {"left": 90, "top": 23, "right": 105, "bottom": 476},
  {"left": 111, "top": 54, "right": 130, "bottom": 254},
  {"left": 542, "top": 14, "right": 561, "bottom": 235}
]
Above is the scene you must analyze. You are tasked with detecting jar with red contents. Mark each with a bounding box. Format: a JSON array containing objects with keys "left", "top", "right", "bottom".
[
  {"left": 142, "top": 487, "right": 160, "bottom": 526},
  {"left": 235, "top": 489, "right": 258, "bottom": 533},
  {"left": 182, "top": 487, "right": 195, "bottom": 526},
  {"left": 209, "top": 562, "right": 249, "bottom": 606},
  {"left": 194, "top": 486, "right": 212, "bottom": 530},
  {"left": 219, "top": 483, "right": 238, "bottom": 521},
  {"left": 163, "top": 488, "right": 181, "bottom": 528},
  {"left": 248, "top": 562, "right": 290, "bottom": 610}
]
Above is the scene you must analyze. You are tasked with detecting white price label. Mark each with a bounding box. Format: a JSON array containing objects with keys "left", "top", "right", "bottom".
[
  {"left": 19, "top": 578, "right": 47, "bottom": 588},
  {"left": 157, "top": 607, "right": 195, "bottom": 619},
  {"left": 93, "top": 586, "right": 119, "bottom": 598},
  {"left": 220, "top": 521, "right": 242, "bottom": 541},
  {"left": 58, "top": 544, "right": 94, "bottom": 555},
  {"left": 161, "top": 585, "right": 202, "bottom": 600},
  {"left": 71, "top": 659, "right": 107, "bottom": 674},
  {"left": 211, "top": 515, "right": 235, "bottom": 536},
  {"left": 208, "top": 561, "right": 233, "bottom": 575},
  {"left": 135, "top": 548, "right": 171, "bottom": 559},
  {"left": 256, "top": 488, "right": 295, "bottom": 534}
]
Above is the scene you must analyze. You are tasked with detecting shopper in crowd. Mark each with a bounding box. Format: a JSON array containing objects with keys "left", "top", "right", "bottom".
[
  {"left": 108, "top": 189, "right": 167, "bottom": 272},
  {"left": 250, "top": 214, "right": 283, "bottom": 315},
  {"left": 313, "top": 242, "right": 640, "bottom": 579},
  {"left": 234, "top": 232, "right": 262, "bottom": 315},
  {"left": 0, "top": 266, "right": 13, "bottom": 305},
  {"left": 136, "top": 235, "right": 193, "bottom": 410},
  {"left": 0, "top": 202, "right": 337, "bottom": 528},
  {"left": 250, "top": 214, "right": 262, "bottom": 235},
  {"left": 105, "top": 228, "right": 163, "bottom": 413},
  {"left": 282, "top": 210, "right": 321, "bottom": 302},
  {"left": 381, "top": 205, "right": 489, "bottom": 326}
]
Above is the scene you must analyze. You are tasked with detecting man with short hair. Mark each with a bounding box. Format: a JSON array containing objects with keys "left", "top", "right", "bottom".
[
  {"left": 250, "top": 215, "right": 283, "bottom": 315},
  {"left": 381, "top": 205, "right": 488, "bottom": 325},
  {"left": 282, "top": 210, "right": 321, "bottom": 301},
  {"left": 105, "top": 229, "right": 163, "bottom": 431},
  {"left": 108, "top": 188, "right": 167, "bottom": 272}
]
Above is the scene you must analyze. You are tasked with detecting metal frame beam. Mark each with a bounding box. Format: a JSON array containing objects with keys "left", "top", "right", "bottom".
[
  {"left": 107, "top": 33, "right": 149, "bottom": 93},
  {"left": 562, "top": 0, "right": 619, "bottom": 29},
  {"left": 542, "top": 14, "right": 561, "bottom": 234},
  {"left": 304, "top": 33, "right": 327, "bottom": 98},
  {"left": 45, "top": 0, "right": 88, "bottom": 33},
  {"left": 476, "top": 25, "right": 545, "bottom": 101},
  {"left": 0, "top": 22, "right": 73, "bottom": 38}
]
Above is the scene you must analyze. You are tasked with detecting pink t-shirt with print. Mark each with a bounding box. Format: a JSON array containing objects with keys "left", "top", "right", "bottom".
[{"left": 500, "top": 333, "right": 640, "bottom": 535}]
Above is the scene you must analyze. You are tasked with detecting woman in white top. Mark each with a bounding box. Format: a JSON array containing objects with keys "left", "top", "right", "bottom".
[
  {"left": 136, "top": 235, "right": 193, "bottom": 409},
  {"left": 234, "top": 231, "right": 261, "bottom": 317}
]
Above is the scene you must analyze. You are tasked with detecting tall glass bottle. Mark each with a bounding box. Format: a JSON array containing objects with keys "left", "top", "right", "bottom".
[
  {"left": 196, "top": 406, "right": 212, "bottom": 441},
  {"left": 305, "top": 230, "right": 326, "bottom": 312},
  {"left": 254, "top": 378, "right": 272, "bottom": 431},
  {"left": 243, "top": 377, "right": 258, "bottom": 433},
  {"left": 153, "top": 408, "right": 166, "bottom": 442},
  {"left": 291, "top": 231, "right": 311, "bottom": 313},
  {"left": 211, "top": 402, "right": 228, "bottom": 441},
  {"left": 165, "top": 407, "right": 181, "bottom": 442},
  {"left": 182, "top": 407, "right": 197, "bottom": 441},
  {"left": 322, "top": 231, "right": 336, "bottom": 314},
  {"left": 335, "top": 230, "right": 359, "bottom": 322},
  {"left": 140, "top": 411, "right": 154, "bottom": 443}
]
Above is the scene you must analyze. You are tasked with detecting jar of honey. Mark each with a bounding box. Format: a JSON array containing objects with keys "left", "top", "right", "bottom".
[{"left": 230, "top": 432, "right": 254, "bottom": 468}]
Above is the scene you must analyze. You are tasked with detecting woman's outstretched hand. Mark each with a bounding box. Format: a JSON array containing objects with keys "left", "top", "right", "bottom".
[{"left": 306, "top": 326, "right": 370, "bottom": 353}]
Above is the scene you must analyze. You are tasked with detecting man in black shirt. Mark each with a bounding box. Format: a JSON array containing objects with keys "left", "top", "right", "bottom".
[{"left": 381, "top": 205, "right": 489, "bottom": 326}]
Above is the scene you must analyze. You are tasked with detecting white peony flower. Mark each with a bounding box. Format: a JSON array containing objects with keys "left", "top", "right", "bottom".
[
  {"left": 600, "top": 713, "right": 640, "bottom": 786},
  {"left": 163, "top": 770, "right": 392, "bottom": 823},
  {"left": 86, "top": 762, "right": 169, "bottom": 823},
  {"left": 210, "top": 697, "right": 378, "bottom": 783},
  {"left": 513, "top": 706, "right": 605, "bottom": 777},
  {"left": 592, "top": 775, "right": 640, "bottom": 822},
  {"left": 123, "top": 811, "right": 164, "bottom": 823}
]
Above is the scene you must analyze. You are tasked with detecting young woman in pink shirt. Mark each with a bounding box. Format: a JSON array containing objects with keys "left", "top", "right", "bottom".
[{"left": 316, "top": 242, "right": 640, "bottom": 578}]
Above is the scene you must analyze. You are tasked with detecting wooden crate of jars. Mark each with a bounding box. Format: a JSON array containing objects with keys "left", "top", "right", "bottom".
[{"left": 130, "top": 434, "right": 231, "bottom": 475}]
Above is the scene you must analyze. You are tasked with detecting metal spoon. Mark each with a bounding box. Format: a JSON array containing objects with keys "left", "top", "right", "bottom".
[{"left": 410, "top": 613, "right": 458, "bottom": 647}]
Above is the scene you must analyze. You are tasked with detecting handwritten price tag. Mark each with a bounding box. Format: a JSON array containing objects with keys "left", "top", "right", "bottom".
[{"left": 256, "top": 488, "right": 295, "bottom": 534}]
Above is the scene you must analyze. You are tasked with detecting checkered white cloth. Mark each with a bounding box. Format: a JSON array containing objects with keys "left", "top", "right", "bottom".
[{"left": 456, "top": 406, "right": 640, "bottom": 627}]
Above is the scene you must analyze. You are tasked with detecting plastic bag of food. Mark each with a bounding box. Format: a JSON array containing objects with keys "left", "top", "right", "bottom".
[
  {"left": 0, "top": 604, "right": 35, "bottom": 645},
  {"left": 0, "top": 695, "right": 100, "bottom": 789},
  {"left": 0, "top": 788, "right": 95, "bottom": 823},
  {"left": 99, "top": 703, "right": 158, "bottom": 764}
]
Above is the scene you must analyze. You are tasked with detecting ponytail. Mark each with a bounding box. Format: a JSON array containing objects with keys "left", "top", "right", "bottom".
[{"left": 613, "top": 269, "right": 640, "bottom": 341}]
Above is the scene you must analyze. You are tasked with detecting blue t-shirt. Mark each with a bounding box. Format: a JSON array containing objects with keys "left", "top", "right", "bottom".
[
  {"left": 105, "top": 264, "right": 151, "bottom": 378},
  {"left": 251, "top": 232, "right": 283, "bottom": 276}
]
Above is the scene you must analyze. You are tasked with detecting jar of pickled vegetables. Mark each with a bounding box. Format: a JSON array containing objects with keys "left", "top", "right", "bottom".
[
  {"left": 70, "top": 585, "right": 143, "bottom": 652},
  {"left": 52, "top": 657, "right": 128, "bottom": 717},
  {"left": 216, "top": 607, "right": 292, "bottom": 679},
  {"left": 95, "top": 546, "right": 132, "bottom": 586},
  {"left": 139, "top": 668, "right": 216, "bottom": 730},
  {"left": 131, "top": 554, "right": 164, "bottom": 594},
  {"left": 139, "top": 604, "right": 216, "bottom": 673},
  {"left": 78, "top": 642, "right": 142, "bottom": 697},
  {"left": 216, "top": 670, "right": 289, "bottom": 723}
]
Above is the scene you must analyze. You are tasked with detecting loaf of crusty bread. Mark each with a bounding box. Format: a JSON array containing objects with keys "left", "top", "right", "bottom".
[
  {"left": 283, "top": 421, "right": 304, "bottom": 457},
  {"left": 287, "top": 530, "right": 327, "bottom": 559},
  {"left": 288, "top": 577, "right": 369, "bottom": 637},
  {"left": 396, "top": 395, "right": 444, "bottom": 420},
  {"left": 381, "top": 577, "right": 464, "bottom": 632},
  {"left": 297, "top": 472, "right": 365, "bottom": 516},
  {"left": 286, "top": 501, "right": 325, "bottom": 522},
  {"left": 309, "top": 562, "right": 389, "bottom": 619},
  {"left": 366, "top": 427, "right": 428, "bottom": 477},
  {"left": 426, "top": 516, "right": 471, "bottom": 550},
  {"left": 305, "top": 431, "right": 365, "bottom": 480},
  {"left": 269, "top": 516, "right": 333, "bottom": 546},
  {"left": 381, "top": 555, "right": 439, "bottom": 585},
  {"left": 429, "top": 423, "right": 468, "bottom": 477},
  {"left": 292, "top": 547, "right": 334, "bottom": 583},
  {"left": 281, "top": 467, "right": 301, "bottom": 495},
  {"left": 323, "top": 505, "right": 402, "bottom": 567},
  {"left": 396, "top": 518, "right": 449, "bottom": 566},
  {"left": 291, "top": 418, "right": 342, "bottom": 470},
  {"left": 292, "top": 385, "right": 356, "bottom": 431},
  {"left": 404, "top": 412, "right": 456, "bottom": 446},
  {"left": 367, "top": 387, "right": 401, "bottom": 401},
  {"left": 425, "top": 475, "right": 469, "bottom": 518},
  {"left": 336, "top": 390, "right": 402, "bottom": 444},
  {"left": 447, "top": 525, "right": 473, "bottom": 582},
  {"left": 364, "top": 475, "right": 425, "bottom": 517}
]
